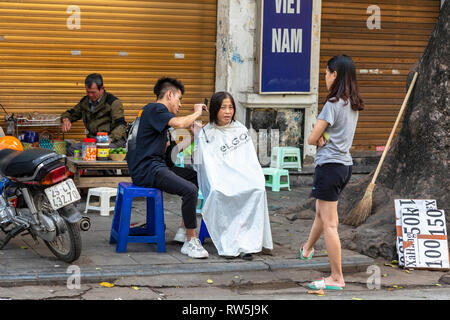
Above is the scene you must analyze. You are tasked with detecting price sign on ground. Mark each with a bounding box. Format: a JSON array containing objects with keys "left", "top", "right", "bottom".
[{"left": 395, "top": 199, "right": 449, "bottom": 270}]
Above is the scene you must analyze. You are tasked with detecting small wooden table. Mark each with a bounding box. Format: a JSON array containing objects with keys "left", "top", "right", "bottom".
[{"left": 66, "top": 157, "right": 132, "bottom": 189}]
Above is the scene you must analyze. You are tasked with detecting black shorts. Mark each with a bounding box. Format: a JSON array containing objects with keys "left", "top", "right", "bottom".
[{"left": 310, "top": 163, "right": 352, "bottom": 202}]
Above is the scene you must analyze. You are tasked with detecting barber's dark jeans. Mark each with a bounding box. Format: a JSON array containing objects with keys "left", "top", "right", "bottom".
[{"left": 153, "top": 166, "right": 198, "bottom": 229}]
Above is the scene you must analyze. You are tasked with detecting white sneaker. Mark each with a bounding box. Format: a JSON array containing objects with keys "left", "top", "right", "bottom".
[
  {"left": 173, "top": 227, "right": 187, "bottom": 243},
  {"left": 181, "top": 238, "right": 209, "bottom": 259}
]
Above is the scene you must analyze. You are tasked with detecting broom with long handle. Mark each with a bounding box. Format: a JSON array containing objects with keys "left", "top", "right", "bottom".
[{"left": 344, "top": 72, "right": 418, "bottom": 227}]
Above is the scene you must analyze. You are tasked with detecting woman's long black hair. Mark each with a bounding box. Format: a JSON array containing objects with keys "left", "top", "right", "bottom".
[
  {"left": 325, "top": 55, "right": 364, "bottom": 111},
  {"left": 209, "top": 91, "right": 236, "bottom": 124}
]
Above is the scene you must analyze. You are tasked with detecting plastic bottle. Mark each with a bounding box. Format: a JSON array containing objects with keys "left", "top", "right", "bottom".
[
  {"left": 96, "top": 143, "right": 110, "bottom": 161},
  {"left": 73, "top": 149, "right": 80, "bottom": 161},
  {"left": 96, "top": 132, "right": 109, "bottom": 144},
  {"left": 82, "top": 138, "right": 97, "bottom": 161},
  {"left": 96, "top": 132, "right": 110, "bottom": 161}
]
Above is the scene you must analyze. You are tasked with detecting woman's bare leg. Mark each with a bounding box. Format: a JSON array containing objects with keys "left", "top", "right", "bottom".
[
  {"left": 302, "top": 200, "right": 323, "bottom": 257},
  {"left": 318, "top": 199, "right": 345, "bottom": 287}
]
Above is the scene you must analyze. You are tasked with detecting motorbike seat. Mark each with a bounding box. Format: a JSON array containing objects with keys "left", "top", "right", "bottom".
[
  {"left": 0, "top": 149, "right": 20, "bottom": 175},
  {"left": 0, "top": 148, "right": 63, "bottom": 178}
]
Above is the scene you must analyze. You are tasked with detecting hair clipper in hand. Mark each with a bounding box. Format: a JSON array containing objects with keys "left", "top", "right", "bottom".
[{"left": 202, "top": 98, "right": 209, "bottom": 143}]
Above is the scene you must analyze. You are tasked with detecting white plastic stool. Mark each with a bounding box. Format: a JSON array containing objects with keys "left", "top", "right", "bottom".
[{"left": 84, "top": 187, "right": 117, "bottom": 216}]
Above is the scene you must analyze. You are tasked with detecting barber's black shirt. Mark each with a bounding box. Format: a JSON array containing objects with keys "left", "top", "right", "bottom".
[{"left": 127, "top": 103, "right": 175, "bottom": 186}]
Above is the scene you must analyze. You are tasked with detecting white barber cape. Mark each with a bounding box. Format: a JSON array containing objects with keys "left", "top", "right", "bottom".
[{"left": 194, "top": 121, "right": 273, "bottom": 257}]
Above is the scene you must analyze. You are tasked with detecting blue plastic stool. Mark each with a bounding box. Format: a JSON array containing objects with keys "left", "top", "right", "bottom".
[
  {"left": 198, "top": 219, "right": 210, "bottom": 244},
  {"left": 109, "top": 182, "right": 166, "bottom": 253}
]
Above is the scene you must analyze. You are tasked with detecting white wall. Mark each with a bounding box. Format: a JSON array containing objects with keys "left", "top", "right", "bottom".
[
  {"left": 215, "top": 0, "right": 322, "bottom": 159},
  {"left": 215, "top": 0, "right": 256, "bottom": 123}
]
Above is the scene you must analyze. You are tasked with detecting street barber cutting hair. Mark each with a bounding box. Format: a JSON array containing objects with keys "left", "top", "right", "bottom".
[{"left": 127, "top": 77, "right": 209, "bottom": 259}]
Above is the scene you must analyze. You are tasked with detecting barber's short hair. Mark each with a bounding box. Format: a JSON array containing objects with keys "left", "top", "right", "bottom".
[
  {"left": 209, "top": 91, "right": 236, "bottom": 124},
  {"left": 154, "top": 77, "right": 185, "bottom": 100},
  {"left": 85, "top": 73, "right": 103, "bottom": 89}
]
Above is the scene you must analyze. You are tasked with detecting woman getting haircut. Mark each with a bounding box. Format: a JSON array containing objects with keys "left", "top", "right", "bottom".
[{"left": 194, "top": 91, "right": 273, "bottom": 260}]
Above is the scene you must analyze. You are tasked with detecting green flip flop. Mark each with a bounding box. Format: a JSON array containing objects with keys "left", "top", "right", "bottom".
[
  {"left": 308, "top": 279, "right": 344, "bottom": 291},
  {"left": 299, "top": 247, "right": 314, "bottom": 260}
]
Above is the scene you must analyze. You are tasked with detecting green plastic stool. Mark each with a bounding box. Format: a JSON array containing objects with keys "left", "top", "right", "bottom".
[
  {"left": 270, "top": 147, "right": 302, "bottom": 171},
  {"left": 174, "top": 152, "right": 184, "bottom": 168},
  {"left": 262, "top": 167, "right": 290, "bottom": 192},
  {"left": 196, "top": 190, "right": 204, "bottom": 214}
]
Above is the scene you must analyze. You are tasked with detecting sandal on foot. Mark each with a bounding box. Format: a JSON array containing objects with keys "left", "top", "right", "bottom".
[
  {"left": 308, "top": 278, "right": 344, "bottom": 291},
  {"left": 299, "top": 246, "right": 314, "bottom": 260}
]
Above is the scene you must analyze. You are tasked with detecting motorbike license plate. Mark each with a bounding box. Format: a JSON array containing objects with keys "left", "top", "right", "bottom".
[{"left": 44, "top": 179, "right": 81, "bottom": 211}]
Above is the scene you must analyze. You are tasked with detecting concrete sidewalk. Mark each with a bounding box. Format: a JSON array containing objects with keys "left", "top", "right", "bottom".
[{"left": 0, "top": 184, "right": 373, "bottom": 286}]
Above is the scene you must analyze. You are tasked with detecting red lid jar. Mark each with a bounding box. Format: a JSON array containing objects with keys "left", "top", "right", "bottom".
[{"left": 82, "top": 138, "right": 97, "bottom": 161}]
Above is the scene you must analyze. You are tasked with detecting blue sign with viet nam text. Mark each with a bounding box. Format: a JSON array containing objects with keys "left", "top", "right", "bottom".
[{"left": 259, "top": 0, "right": 313, "bottom": 93}]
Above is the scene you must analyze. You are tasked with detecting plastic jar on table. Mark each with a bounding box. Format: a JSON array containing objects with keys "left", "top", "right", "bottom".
[
  {"left": 96, "top": 143, "right": 110, "bottom": 161},
  {"left": 82, "top": 138, "right": 97, "bottom": 161},
  {"left": 96, "top": 132, "right": 109, "bottom": 144}
]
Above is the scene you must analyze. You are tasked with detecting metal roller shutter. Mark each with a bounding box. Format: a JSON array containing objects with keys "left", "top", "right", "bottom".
[
  {"left": 0, "top": 0, "right": 216, "bottom": 140},
  {"left": 319, "top": 0, "right": 440, "bottom": 150}
]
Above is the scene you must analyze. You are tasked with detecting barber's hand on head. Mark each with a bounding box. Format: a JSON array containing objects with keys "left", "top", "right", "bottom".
[{"left": 62, "top": 118, "right": 72, "bottom": 133}]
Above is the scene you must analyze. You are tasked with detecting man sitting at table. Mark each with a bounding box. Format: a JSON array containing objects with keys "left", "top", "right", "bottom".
[{"left": 61, "top": 73, "right": 127, "bottom": 156}]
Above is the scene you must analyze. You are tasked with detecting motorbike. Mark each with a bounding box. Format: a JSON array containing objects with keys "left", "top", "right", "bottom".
[{"left": 0, "top": 136, "right": 90, "bottom": 263}]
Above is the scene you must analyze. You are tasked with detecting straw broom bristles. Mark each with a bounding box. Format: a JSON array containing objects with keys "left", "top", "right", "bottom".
[
  {"left": 344, "top": 182, "right": 375, "bottom": 226},
  {"left": 343, "top": 72, "right": 418, "bottom": 227}
]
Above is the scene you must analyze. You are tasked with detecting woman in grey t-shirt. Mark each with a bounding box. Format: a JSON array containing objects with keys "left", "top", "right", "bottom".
[{"left": 300, "top": 55, "right": 364, "bottom": 291}]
